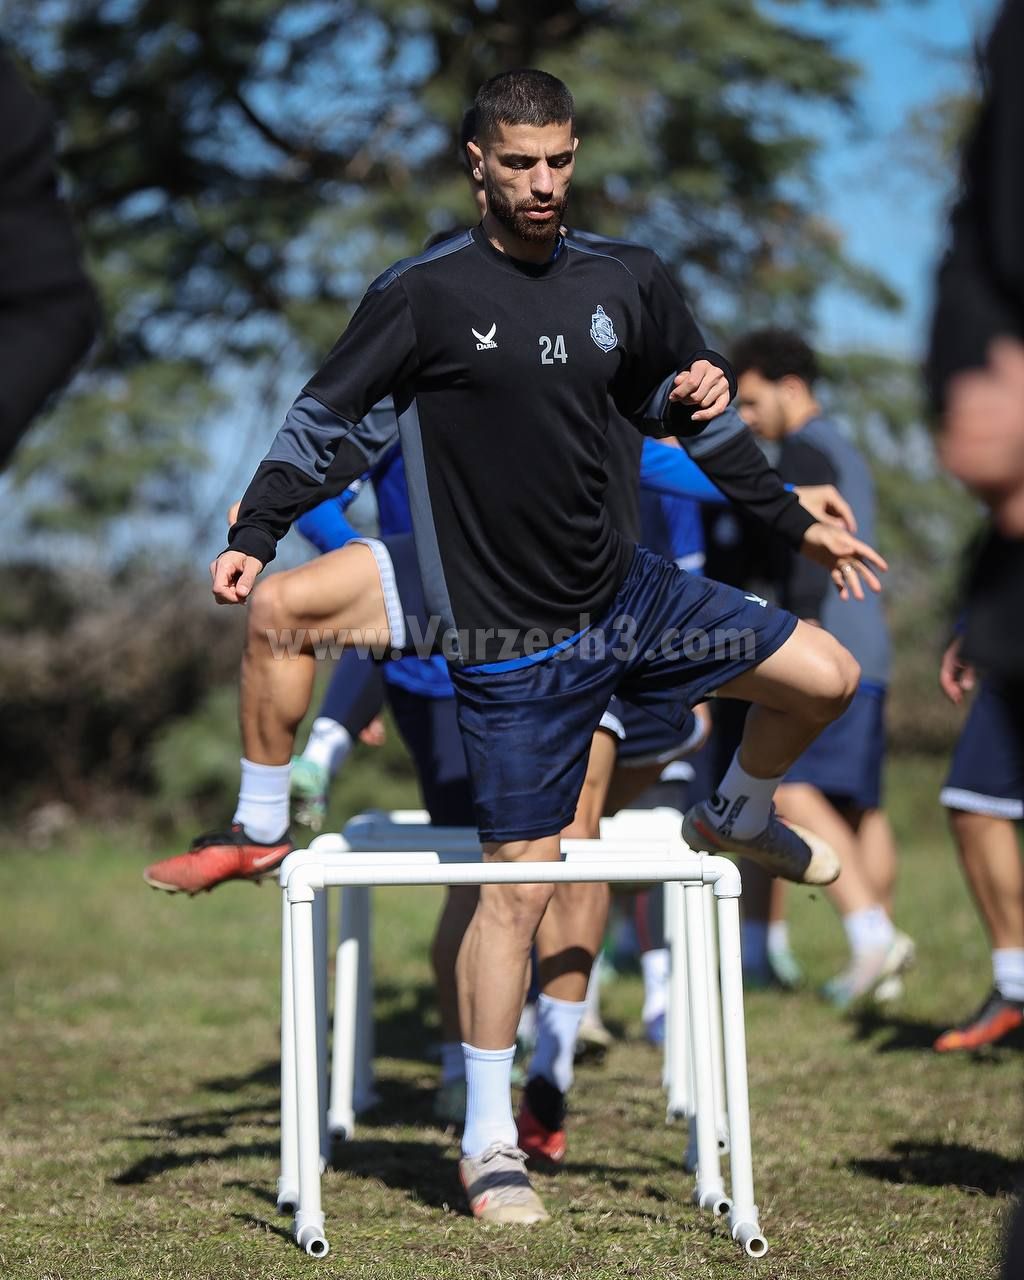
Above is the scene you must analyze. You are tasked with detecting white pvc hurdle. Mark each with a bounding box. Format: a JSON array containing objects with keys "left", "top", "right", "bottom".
[{"left": 276, "top": 812, "right": 767, "bottom": 1260}]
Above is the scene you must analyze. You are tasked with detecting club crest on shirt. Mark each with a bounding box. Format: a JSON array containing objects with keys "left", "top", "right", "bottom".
[{"left": 590, "top": 304, "right": 617, "bottom": 353}]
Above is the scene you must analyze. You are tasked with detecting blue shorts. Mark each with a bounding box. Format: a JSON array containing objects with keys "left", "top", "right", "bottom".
[
  {"left": 601, "top": 695, "right": 705, "bottom": 768},
  {"left": 386, "top": 684, "right": 476, "bottom": 827},
  {"left": 784, "top": 683, "right": 886, "bottom": 810},
  {"left": 449, "top": 544, "right": 797, "bottom": 843},
  {"left": 941, "top": 680, "right": 1024, "bottom": 820}
]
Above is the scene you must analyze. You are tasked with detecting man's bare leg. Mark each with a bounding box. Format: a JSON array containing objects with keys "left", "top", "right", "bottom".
[
  {"left": 849, "top": 805, "right": 899, "bottom": 915},
  {"left": 144, "top": 543, "right": 391, "bottom": 893},
  {"left": 456, "top": 835, "right": 559, "bottom": 1161},
  {"left": 934, "top": 809, "right": 1024, "bottom": 1050},
  {"left": 241, "top": 543, "right": 392, "bottom": 761}
]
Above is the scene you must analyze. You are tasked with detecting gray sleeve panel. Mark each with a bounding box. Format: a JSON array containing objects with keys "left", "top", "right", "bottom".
[
  {"left": 679, "top": 403, "right": 747, "bottom": 459},
  {"left": 265, "top": 392, "right": 398, "bottom": 483},
  {"left": 395, "top": 397, "right": 459, "bottom": 655}
]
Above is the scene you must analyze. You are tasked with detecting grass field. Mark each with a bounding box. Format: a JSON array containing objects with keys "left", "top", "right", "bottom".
[{"left": 1, "top": 755, "right": 1020, "bottom": 1280}]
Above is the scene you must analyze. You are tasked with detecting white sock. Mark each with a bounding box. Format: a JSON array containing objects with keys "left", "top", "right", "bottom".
[
  {"left": 439, "top": 1040, "right": 465, "bottom": 1086},
  {"left": 843, "top": 906, "right": 894, "bottom": 956},
  {"left": 641, "top": 948, "right": 670, "bottom": 1024},
  {"left": 706, "top": 752, "right": 783, "bottom": 840},
  {"left": 461, "top": 1043, "right": 517, "bottom": 1158},
  {"left": 232, "top": 758, "right": 291, "bottom": 843},
  {"left": 528, "top": 993, "right": 586, "bottom": 1094},
  {"left": 584, "top": 953, "right": 603, "bottom": 1018},
  {"left": 993, "top": 949, "right": 1024, "bottom": 1001},
  {"left": 742, "top": 919, "right": 769, "bottom": 974},
  {"left": 767, "top": 920, "right": 791, "bottom": 956},
  {"left": 301, "top": 717, "right": 353, "bottom": 775}
]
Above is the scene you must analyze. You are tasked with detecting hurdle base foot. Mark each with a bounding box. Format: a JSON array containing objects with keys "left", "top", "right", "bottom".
[
  {"left": 295, "top": 1208, "right": 330, "bottom": 1257},
  {"left": 327, "top": 1108, "right": 355, "bottom": 1141},
  {"left": 276, "top": 1179, "right": 299, "bottom": 1216},
  {"left": 731, "top": 1215, "right": 768, "bottom": 1258},
  {"left": 694, "top": 1183, "right": 731, "bottom": 1217}
]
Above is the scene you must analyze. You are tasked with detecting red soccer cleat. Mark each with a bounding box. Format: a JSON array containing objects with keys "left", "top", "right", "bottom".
[
  {"left": 143, "top": 824, "right": 293, "bottom": 895},
  {"left": 516, "top": 1076, "right": 567, "bottom": 1166},
  {"left": 933, "top": 988, "right": 1024, "bottom": 1053}
]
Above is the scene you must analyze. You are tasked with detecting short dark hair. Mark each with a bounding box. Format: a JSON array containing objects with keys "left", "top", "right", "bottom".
[
  {"left": 731, "top": 328, "right": 819, "bottom": 386},
  {"left": 458, "top": 107, "right": 477, "bottom": 176},
  {"left": 473, "top": 69, "right": 575, "bottom": 145}
]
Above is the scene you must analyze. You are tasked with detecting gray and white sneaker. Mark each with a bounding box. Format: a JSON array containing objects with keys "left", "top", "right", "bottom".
[
  {"left": 683, "top": 800, "right": 840, "bottom": 885},
  {"left": 459, "top": 1142, "right": 550, "bottom": 1225},
  {"left": 822, "top": 930, "right": 916, "bottom": 1009}
]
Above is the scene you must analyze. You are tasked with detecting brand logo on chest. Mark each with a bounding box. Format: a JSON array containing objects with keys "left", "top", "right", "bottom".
[{"left": 472, "top": 323, "right": 498, "bottom": 351}]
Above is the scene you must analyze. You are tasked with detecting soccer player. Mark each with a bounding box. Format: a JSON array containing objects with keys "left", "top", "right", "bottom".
[
  {"left": 160, "top": 71, "right": 886, "bottom": 1223},
  {"left": 731, "top": 327, "right": 913, "bottom": 1006},
  {"left": 933, "top": 632, "right": 1024, "bottom": 1050}
]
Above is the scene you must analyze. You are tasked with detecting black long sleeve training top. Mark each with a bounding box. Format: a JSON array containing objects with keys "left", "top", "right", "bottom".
[{"left": 230, "top": 225, "right": 739, "bottom": 664}]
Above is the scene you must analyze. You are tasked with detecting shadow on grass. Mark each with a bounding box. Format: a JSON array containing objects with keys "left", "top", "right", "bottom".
[
  {"left": 850, "top": 1140, "right": 1023, "bottom": 1196},
  {"left": 232, "top": 1211, "right": 295, "bottom": 1244},
  {"left": 851, "top": 1007, "right": 1024, "bottom": 1056},
  {"left": 113, "top": 1140, "right": 279, "bottom": 1185},
  {"left": 330, "top": 1137, "right": 462, "bottom": 1212}
]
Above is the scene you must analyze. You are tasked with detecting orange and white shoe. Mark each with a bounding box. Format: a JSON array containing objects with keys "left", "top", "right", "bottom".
[
  {"left": 143, "top": 823, "right": 293, "bottom": 895},
  {"left": 934, "top": 988, "right": 1024, "bottom": 1053},
  {"left": 516, "top": 1077, "right": 567, "bottom": 1166}
]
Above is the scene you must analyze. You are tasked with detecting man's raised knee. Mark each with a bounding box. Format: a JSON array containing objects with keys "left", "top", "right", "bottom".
[{"left": 809, "top": 641, "right": 860, "bottom": 727}]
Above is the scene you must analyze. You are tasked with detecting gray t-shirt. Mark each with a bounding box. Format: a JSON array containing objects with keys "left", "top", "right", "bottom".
[{"left": 777, "top": 416, "right": 890, "bottom": 688}]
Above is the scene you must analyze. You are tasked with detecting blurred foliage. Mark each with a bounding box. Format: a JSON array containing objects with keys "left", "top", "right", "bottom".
[
  {"left": 3, "top": 0, "right": 895, "bottom": 537},
  {"left": 0, "top": 561, "right": 245, "bottom": 816}
]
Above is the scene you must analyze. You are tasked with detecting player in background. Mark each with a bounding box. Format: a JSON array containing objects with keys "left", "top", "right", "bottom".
[
  {"left": 731, "top": 328, "right": 913, "bottom": 1007},
  {"left": 933, "top": 633, "right": 1024, "bottom": 1050}
]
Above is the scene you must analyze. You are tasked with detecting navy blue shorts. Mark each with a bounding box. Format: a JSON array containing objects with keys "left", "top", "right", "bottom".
[
  {"left": 941, "top": 680, "right": 1024, "bottom": 820},
  {"left": 784, "top": 683, "right": 886, "bottom": 810},
  {"left": 386, "top": 684, "right": 476, "bottom": 827},
  {"left": 449, "top": 545, "right": 797, "bottom": 843},
  {"left": 601, "top": 695, "right": 704, "bottom": 768}
]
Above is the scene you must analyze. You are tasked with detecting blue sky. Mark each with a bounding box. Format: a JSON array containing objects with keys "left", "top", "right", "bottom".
[{"left": 796, "top": 0, "right": 999, "bottom": 356}]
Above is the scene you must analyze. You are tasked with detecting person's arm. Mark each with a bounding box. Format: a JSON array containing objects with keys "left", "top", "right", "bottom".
[
  {"left": 0, "top": 53, "right": 99, "bottom": 468},
  {"left": 634, "top": 255, "right": 815, "bottom": 546},
  {"left": 640, "top": 436, "right": 728, "bottom": 504},
  {"left": 223, "top": 274, "right": 417, "bottom": 583},
  {"left": 294, "top": 480, "right": 366, "bottom": 554}
]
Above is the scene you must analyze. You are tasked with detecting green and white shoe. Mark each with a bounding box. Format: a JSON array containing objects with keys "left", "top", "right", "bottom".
[
  {"left": 290, "top": 756, "right": 329, "bottom": 831},
  {"left": 433, "top": 1079, "right": 467, "bottom": 1131},
  {"left": 823, "top": 931, "right": 916, "bottom": 1010}
]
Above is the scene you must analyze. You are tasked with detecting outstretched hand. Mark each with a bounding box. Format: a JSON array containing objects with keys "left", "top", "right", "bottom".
[
  {"left": 793, "top": 484, "right": 857, "bottom": 532},
  {"left": 800, "top": 523, "right": 888, "bottom": 601},
  {"left": 210, "top": 549, "right": 264, "bottom": 604},
  {"left": 670, "top": 360, "right": 732, "bottom": 422}
]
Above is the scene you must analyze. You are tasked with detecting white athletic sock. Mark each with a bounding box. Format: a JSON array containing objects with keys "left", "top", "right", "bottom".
[
  {"left": 528, "top": 994, "right": 586, "bottom": 1095},
  {"left": 439, "top": 1040, "right": 465, "bottom": 1086},
  {"left": 843, "top": 906, "right": 894, "bottom": 956},
  {"left": 767, "top": 920, "right": 791, "bottom": 956},
  {"left": 641, "top": 948, "right": 670, "bottom": 1024},
  {"left": 741, "top": 919, "right": 769, "bottom": 974},
  {"left": 993, "top": 949, "right": 1024, "bottom": 1001},
  {"left": 706, "top": 752, "right": 783, "bottom": 840},
  {"left": 584, "top": 953, "right": 603, "bottom": 1018},
  {"left": 301, "top": 717, "right": 353, "bottom": 775},
  {"left": 461, "top": 1043, "right": 517, "bottom": 1158},
  {"left": 232, "top": 758, "right": 291, "bottom": 843}
]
